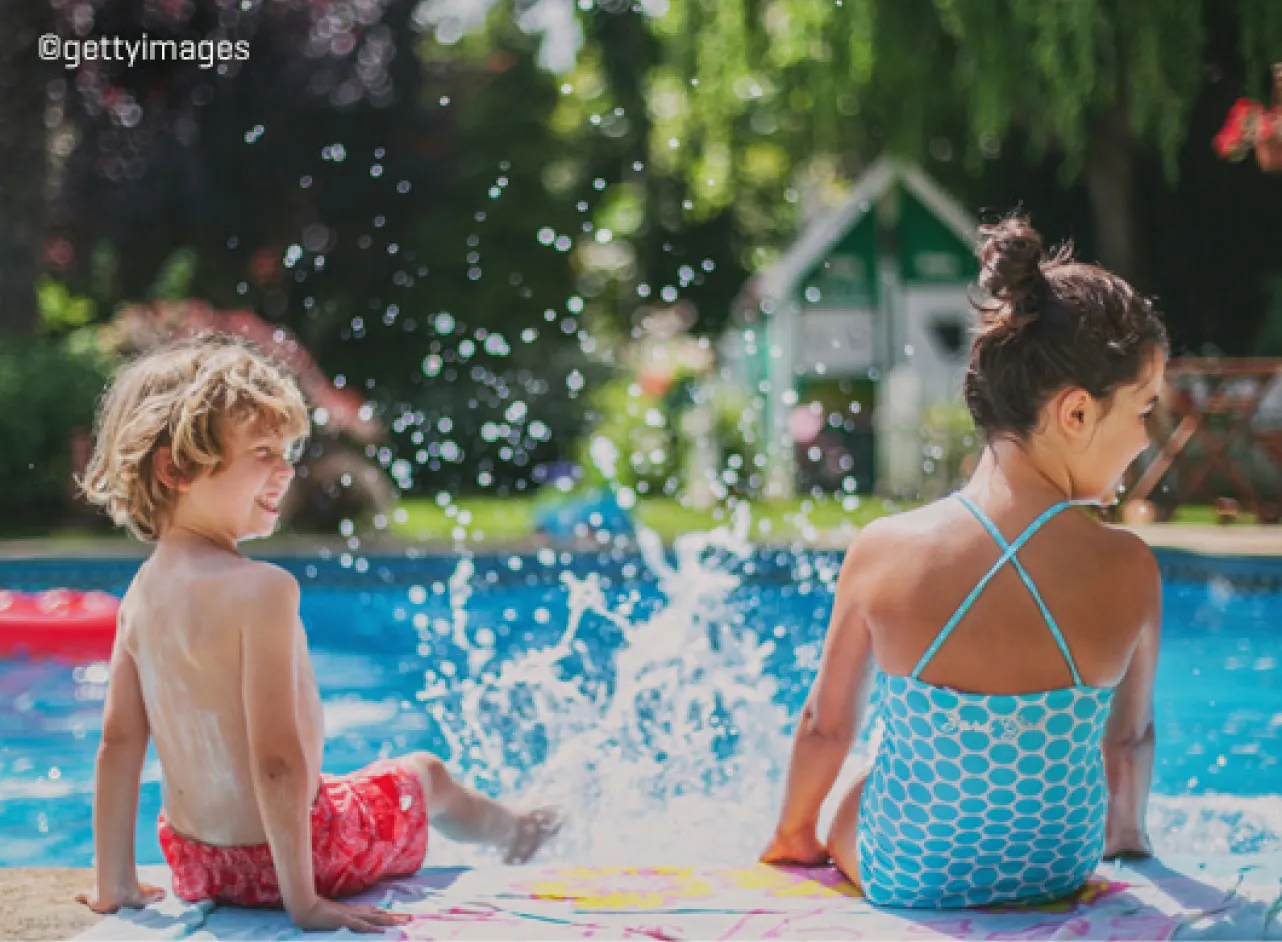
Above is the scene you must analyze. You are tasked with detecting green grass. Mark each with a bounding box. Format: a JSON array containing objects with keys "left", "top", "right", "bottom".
[
  {"left": 391, "top": 496, "right": 539, "bottom": 543},
  {"left": 1166, "top": 505, "right": 1259, "bottom": 526},
  {"left": 389, "top": 493, "right": 917, "bottom": 544}
]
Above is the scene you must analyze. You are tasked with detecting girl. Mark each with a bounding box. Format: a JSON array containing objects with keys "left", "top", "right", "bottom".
[{"left": 763, "top": 216, "right": 1167, "bottom": 908}]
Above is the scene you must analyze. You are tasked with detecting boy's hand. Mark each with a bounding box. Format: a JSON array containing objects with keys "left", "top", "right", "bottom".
[
  {"left": 760, "top": 828, "right": 830, "bottom": 867},
  {"left": 75, "top": 881, "right": 166, "bottom": 913},
  {"left": 289, "top": 898, "right": 412, "bottom": 933}
]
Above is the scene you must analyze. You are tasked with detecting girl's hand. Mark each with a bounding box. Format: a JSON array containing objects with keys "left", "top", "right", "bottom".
[
  {"left": 761, "top": 828, "right": 830, "bottom": 866},
  {"left": 75, "top": 881, "right": 166, "bottom": 913}
]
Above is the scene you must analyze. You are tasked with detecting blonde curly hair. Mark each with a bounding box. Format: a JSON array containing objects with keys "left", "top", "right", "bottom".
[{"left": 79, "top": 333, "right": 310, "bottom": 541}]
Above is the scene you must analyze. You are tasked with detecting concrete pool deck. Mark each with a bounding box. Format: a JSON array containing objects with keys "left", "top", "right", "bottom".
[
  {"left": 9, "top": 856, "right": 1282, "bottom": 942},
  {"left": 0, "top": 869, "right": 102, "bottom": 941}
]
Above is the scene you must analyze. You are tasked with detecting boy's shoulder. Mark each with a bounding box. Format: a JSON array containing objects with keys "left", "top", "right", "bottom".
[
  {"left": 194, "top": 559, "right": 302, "bottom": 642},
  {"left": 220, "top": 558, "right": 301, "bottom": 602},
  {"left": 161, "top": 554, "right": 300, "bottom": 610}
]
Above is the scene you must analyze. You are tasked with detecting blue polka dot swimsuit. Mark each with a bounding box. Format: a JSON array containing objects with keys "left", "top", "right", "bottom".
[{"left": 856, "top": 496, "right": 1115, "bottom": 908}]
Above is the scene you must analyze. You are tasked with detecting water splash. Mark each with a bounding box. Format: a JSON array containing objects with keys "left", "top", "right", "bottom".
[{"left": 423, "top": 508, "right": 841, "bottom": 865}]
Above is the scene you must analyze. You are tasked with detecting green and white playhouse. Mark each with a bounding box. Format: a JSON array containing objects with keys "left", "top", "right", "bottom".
[{"left": 723, "top": 158, "right": 979, "bottom": 498}]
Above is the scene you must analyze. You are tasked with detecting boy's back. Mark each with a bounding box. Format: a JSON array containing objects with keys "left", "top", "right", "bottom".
[{"left": 123, "top": 540, "right": 323, "bottom": 846}]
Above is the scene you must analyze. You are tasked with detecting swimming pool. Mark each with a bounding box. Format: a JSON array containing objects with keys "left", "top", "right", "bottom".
[{"left": 1, "top": 533, "right": 1279, "bottom": 869}]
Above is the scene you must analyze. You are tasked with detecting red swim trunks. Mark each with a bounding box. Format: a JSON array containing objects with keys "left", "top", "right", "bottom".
[{"left": 158, "top": 758, "right": 428, "bottom": 907}]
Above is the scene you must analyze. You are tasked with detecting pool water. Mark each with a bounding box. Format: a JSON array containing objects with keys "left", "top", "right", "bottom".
[{"left": 1, "top": 531, "right": 1279, "bottom": 868}]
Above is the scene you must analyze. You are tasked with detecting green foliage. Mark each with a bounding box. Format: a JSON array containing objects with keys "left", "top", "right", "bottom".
[
  {"left": 919, "top": 400, "right": 980, "bottom": 498},
  {"left": 577, "top": 371, "right": 760, "bottom": 497},
  {"left": 578, "top": 375, "right": 676, "bottom": 491},
  {"left": 619, "top": 0, "right": 1282, "bottom": 223},
  {"left": 1239, "top": 0, "right": 1282, "bottom": 99},
  {"left": 0, "top": 334, "right": 109, "bottom": 523},
  {"left": 37, "top": 277, "right": 97, "bottom": 333},
  {"left": 149, "top": 248, "right": 199, "bottom": 301}
]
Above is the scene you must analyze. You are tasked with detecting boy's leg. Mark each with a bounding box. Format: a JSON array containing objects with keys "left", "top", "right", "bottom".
[{"left": 403, "top": 752, "right": 561, "bottom": 864}]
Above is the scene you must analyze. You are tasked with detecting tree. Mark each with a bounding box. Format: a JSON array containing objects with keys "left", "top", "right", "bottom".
[
  {"left": 417, "top": 0, "right": 1282, "bottom": 358},
  {"left": 0, "top": 1, "right": 55, "bottom": 336},
  {"left": 625, "top": 0, "right": 1282, "bottom": 282},
  {"left": 46, "top": 0, "right": 610, "bottom": 494}
]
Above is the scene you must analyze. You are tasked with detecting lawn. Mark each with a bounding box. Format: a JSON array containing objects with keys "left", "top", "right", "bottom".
[
  {"left": 0, "top": 497, "right": 1264, "bottom": 547},
  {"left": 389, "top": 493, "right": 914, "bottom": 544}
]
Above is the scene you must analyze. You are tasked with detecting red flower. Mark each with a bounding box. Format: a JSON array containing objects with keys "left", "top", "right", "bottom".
[
  {"left": 1226, "top": 98, "right": 1262, "bottom": 125},
  {"left": 1214, "top": 124, "right": 1240, "bottom": 158},
  {"left": 1215, "top": 98, "right": 1265, "bottom": 160}
]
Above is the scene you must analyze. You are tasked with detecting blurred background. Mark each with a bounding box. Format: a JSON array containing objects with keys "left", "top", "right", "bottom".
[{"left": 3, "top": 0, "right": 1282, "bottom": 541}]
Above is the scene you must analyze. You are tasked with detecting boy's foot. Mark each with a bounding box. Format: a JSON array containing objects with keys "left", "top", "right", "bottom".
[{"left": 503, "top": 807, "right": 564, "bottom": 864}]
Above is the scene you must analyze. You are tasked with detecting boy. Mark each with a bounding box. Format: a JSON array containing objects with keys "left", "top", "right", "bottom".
[{"left": 76, "top": 334, "right": 558, "bottom": 932}]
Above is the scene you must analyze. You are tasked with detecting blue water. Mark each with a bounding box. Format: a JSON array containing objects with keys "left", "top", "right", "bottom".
[{"left": 0, "top": 546, "right": 1279, "bottom": 868}]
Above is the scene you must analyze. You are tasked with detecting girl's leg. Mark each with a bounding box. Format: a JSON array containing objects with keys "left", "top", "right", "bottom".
[
  {"left": 826, "top": 773, "right": 868, "bottom": 891},
  {"left": 403, "top": 752, "right": 560, "bottom": 864}
]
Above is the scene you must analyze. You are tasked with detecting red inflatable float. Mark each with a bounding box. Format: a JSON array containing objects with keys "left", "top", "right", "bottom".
[{"left": 0, "top": 589, "right": 120, "bottom": 660}]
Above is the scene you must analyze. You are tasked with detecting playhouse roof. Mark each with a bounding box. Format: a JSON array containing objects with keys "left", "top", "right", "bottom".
[{"left": 753, "top": 157, "right": 978, "bottom": 304}]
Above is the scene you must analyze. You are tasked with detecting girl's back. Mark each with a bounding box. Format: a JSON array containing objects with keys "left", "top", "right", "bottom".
[{"left": 857, "top": 495, "right": 1156, "bottom": 696}]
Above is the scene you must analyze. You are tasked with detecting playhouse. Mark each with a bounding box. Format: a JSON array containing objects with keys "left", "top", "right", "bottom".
[{"left": 723, "top": 158, "right": 979, "bottom": 497}]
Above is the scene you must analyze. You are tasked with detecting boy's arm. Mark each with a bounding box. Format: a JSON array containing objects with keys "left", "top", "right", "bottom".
[
  {"left": 241, "top": 569, "right": 319, "bottom": 917},
  {"left": 241, "top": 567, "right": 407, "bottom": 934},
  {"left": 762, "top": 529, "right": 878, "bottom": 864},
  {"left": 1102, "top": 543, "right": 1161, "bottom": 859},
  {"left": 78, "top": 622, "right": 165, "bottom": 912}
]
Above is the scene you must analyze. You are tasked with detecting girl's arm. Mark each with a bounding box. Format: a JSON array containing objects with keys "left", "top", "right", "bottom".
[
  {"left": 762, "top": 530, "right": 878, "bottom": 864},
  {"left": 1102, "top": 544, "right": 1162, "bottom": 859}
]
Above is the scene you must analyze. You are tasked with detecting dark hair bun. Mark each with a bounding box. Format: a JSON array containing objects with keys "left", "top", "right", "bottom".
[
  {"left": 964, "top": 213, "right": 1169, "bottom": 441},
  {"left": 978, "top": 216, "right": 1049, "bottom": 315}
]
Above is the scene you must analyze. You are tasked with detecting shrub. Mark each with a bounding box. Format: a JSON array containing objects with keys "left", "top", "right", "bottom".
[{"left": 0, "top": 333, "right": 110, "bottom": 527}]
